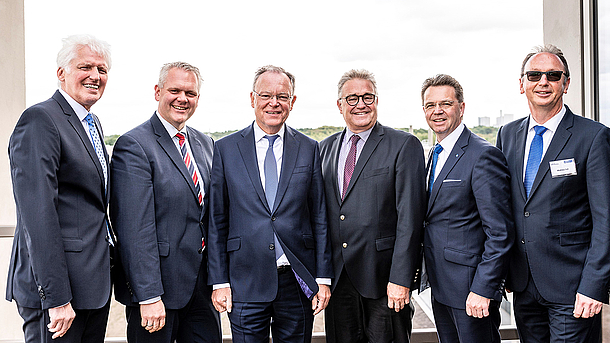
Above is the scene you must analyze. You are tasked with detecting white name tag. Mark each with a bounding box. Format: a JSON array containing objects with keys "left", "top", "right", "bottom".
[{"left": 549, "top": 158, "right": 577, "bottom": 178}]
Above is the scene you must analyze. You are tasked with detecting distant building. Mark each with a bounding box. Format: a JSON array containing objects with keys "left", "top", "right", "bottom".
[
  {"left": 495, "top": 111, "right": 514, "bottom": 127},
  {"left": 478, "top": 116, "right": 491, "bottom": 126}
]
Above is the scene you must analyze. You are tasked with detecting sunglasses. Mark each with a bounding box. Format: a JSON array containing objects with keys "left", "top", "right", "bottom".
[{"left": 524, "top": 71, "right": 565, "bottom": 82}]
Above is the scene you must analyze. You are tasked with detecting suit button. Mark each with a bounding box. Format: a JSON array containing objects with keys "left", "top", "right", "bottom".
[
  {"left": 271, "top": 216, "right": 276, "bottom": 221},
  {"left": 342, "top": 243, "right": 348, "bottom": 248},
  {"left": 269, "top": 244, "right": 275, "bottom": 250},
  {"left": 340, "top": 215, "right": 345, "bottom": 221},
  {"left": 200, "top": 220, "right": 205, "bottom": 226},
  {"left": 521, "top": 239, "right": 525, "bottom": 244},
  {"left": 524, "top": 212, "right": 530, "bottom": 217}
]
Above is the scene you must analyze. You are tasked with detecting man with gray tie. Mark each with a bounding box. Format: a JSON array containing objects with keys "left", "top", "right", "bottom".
[{"left": 207, "top": 65, "right": 333, "bottom": 343}]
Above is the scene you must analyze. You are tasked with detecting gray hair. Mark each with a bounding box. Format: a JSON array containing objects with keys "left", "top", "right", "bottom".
[
  {"left": 158, "top": 62, "right": 203, "bottom": 91},
  {"left": 56, "top": 34, "right": 112, "bottom": 71},
  {"left": 252, "top": 65, "right": 295, "bottom": 95},
  {"left": 521, "top": 44, "right": 570, "bottom": 81},
  {"left": 421, "top": 74, "right": 464, "bottom": 104},
  {"left": 337, "top": 69, "right": 377, "bottom": 98}
]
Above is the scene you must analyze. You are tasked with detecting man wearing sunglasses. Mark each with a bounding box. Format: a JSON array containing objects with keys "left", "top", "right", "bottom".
[
  {"left": 496, "top": 45, "right": 610, "bottom": 342},
  {"left": 320, "top": 69, "right": 426, "bottom": 343}
]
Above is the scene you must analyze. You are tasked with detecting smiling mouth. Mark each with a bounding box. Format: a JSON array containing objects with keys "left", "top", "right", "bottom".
[
  {"left": 84, "top": 84, "right": 99, "bottom": 90},
  {"left": 172, "top": 105, "right": 187, "bottom": 110},
  {"left": 265, "top": 111, "right": 281, "bottom": 115}
]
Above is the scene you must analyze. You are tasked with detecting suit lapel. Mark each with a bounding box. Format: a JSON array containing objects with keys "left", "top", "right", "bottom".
[
  {"left": 274, "top": 127, "right": 299, "bottom": 213},
  {"left": 515, "top": 118, "right": 528, "bottom": 201},
  {"left": 329, "top": 131, "right": 345, "bottom": 205},
  {"left": 237, "top": 124, "right": 269, "bottom": 212},
  {"left": 527, "top": 109, "right": 574, "bottom": 202},
  {"left": 54, "top": 91, "right": 106, "bottom": 198},
  {"left": 151, "top": 114, "right": 199, "bottom": 203},
  {"left": 187, "top": 127, "right": 211, "bottom": 197},
  {"left": 427, "top": 128, "right": 469, "bottom": 213},
  {"left": 343, "top": 123, "right": 383, "bottom": 201}
]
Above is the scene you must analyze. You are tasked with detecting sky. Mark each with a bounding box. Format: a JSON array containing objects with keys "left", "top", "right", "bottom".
[{"left": 24, "top": 0, "right": 543, "bottom": 136}]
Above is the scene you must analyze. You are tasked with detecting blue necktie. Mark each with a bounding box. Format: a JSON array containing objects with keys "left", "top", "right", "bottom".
[
  {"left": 524, "top": 125, "right": 548, "bottom": 198},
  {"left": 85, "top": 113, "right": 113, "bottom": 246},
  {"left": 428, "top": 144, "right": 444, "bottom": 195}
]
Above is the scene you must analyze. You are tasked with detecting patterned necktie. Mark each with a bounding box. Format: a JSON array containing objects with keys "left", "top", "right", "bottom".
[
  {"left": 428, "top": 144, "right": 444, "bottom": 195},
  {"left": 85, "top": 113, "right": 113, "bottom": 246},
  {"left": 524, "top": 125, "right": 548, "bottom": 197},
  {"left": 176, "top": 132, "right": 203, "bottom": 206},
  {"left": 264, "top": 135, "right": 279, "bottom": 209},
  {"left": 342, "top": 135, "right": 360, "bottom": 200}
]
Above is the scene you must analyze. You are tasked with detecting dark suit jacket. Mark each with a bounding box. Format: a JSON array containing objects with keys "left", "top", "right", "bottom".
[
  {"left": 497, "top": 106, "right": 610, "bottom": 304},
  {"left": 6, "top": 90, "right": 111, "bottom": 310},
  {"left": 319, "top": 122, "right": 426, "bottom": 299},
  {"left": 207, "top": 123, "right": 333, "bottom": 302},
  {"left": 110, "top": 113, "right": 213, "bottom": 309},
  {"left": 424, "top": 127, "right": 513, "bottom": 309}
]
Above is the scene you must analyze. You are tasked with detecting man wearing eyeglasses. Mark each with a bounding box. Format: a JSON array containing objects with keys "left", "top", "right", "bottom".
[
  {"left": 207, "top": 65, "right": 333, "bottom": 343},
  {"left": 320, "top": 69, "right": 426, "bottom": 343},
  {"left": 496, "top": 44, "right": 610, "bottom": 342},
  {"left": 421, "top": 74, "right": 513, "bottom": 343}
]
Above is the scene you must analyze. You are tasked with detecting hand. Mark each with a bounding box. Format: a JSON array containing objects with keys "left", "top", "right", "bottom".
[
  {"left": 387, "top": 282, "right": 409, "bottom": 312},
  {"left": 212, "top": 287, "right": 232, "bottom": 313},
  {"left": 47, "top": 302, "right": 76, "bottom": 339},
  {"left": 573, "top": 293, "right": 602, "bottom": 318},
  {"left": 312, "top": 285, "right": 331, "bottom": 315},
  {"left": 140, "top": 300, "right": 166, "bottom": 333},
  {"left": 465, "top": 292, "right": 490, "bottom": 318}
]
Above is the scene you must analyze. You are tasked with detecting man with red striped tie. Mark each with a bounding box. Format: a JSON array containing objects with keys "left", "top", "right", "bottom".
[{"left": 110, "top": 62, "right": 221, "bottom": 343}]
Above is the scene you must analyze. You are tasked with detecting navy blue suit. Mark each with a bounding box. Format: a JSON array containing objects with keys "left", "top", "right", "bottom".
[
  {"left": 110, "top": 114, "right": 220, "bottom": 342},
  {"left": 424, "top": 127, "right": 513, "bottom": 343},
  {"left": 207, "top": 123, "right": 332, "bottom": 341},
  {"left": 497, "top": 106, "right": 610, "bottom": 342},
  {"left": 7, "top": 91, "right": 112, "bottom": 342}
]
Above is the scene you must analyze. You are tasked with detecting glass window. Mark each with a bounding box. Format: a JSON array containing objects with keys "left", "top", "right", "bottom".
[{"left": 599, "top": 0, "right": 610, "bottom": 125}]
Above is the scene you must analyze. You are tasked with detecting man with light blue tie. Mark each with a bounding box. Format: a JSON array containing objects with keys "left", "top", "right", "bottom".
[
  {"left": 207, "top": 65, "right": 333, "bottom": 343},
  {"left": 496, "top": 44, "right": 610, "bottom": 342}
]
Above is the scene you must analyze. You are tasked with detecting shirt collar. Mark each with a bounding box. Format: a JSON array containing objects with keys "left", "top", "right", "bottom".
[
  {"left": 156, "top": 111, "right": 183, "bottom": 138},
  {"left": 344, "top": 126, "right": 373, "bottom": 144},
  {"left": 437, "top": 122, "right": 464, "bottom": 152},
  {"left": 254, "top": 121, "right": 285, "bottom": 143},
  {"left": 528, "top": 105, "right": 566, "bottom": 134},
  {"left": 58, "top": 88, "right": 89, "bottom": 122}
]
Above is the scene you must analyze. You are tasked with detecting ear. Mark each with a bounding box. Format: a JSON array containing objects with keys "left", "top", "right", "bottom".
[
  {"left": 519, "top": 77, "right": 525, "bottom": 94},
  {"left": 337, "top": 99, "right": 342, "bottom": 113},
  {"left": 250, "top": 92, "right": 255, "bottom": 108},
  {"left": 57, "top": 67, "right": 65, "bottom": 83},
  {"left": 563, "top": 77, "right": 570, "bottom": 94},
  {"left": 289, "top": 95, "right": 297, "bottom": 110},
  {"left": 154, "top": 85, "right": 161, "bottom": 101}
]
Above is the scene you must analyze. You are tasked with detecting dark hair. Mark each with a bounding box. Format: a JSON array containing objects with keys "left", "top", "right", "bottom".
[{"left": 421, "top": 74, "right": 464, "bottom": 104}]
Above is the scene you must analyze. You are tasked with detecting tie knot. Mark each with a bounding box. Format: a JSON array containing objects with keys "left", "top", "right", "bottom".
[
  {"left": 265, "top": 135, "right": 278, "bottom": 147},
  {"left": 433, "top": 144, "right": 443, "bottom": 155},
  {"left": 534, "top": 125, "right": 547, "bottom": 136},
  {"left": 175, "top": 132, "right": 186, "bottom": 146},
  {"left": 85, "top": 113, "right": 94, "bottom": 125},
  {"left": 350, "top": 134, "right": 360, "bottom": 145}
]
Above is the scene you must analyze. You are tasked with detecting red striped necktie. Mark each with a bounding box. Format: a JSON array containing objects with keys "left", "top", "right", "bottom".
[{"left": 175, "top": 132, "right": 203, "bottom": 206}]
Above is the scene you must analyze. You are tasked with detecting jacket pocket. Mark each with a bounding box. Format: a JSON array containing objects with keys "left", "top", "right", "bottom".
[
  {"left": 227, "top": 237, "right": 241, "bottom": 252},
  {"left": 376, "top": 236, "right": 395, "bottom": 251},
  {"left": 364, "top": 167, "right": 389, "bottom": 179},
  {"left": 63, "top": 238, "right": 83, "bottom": 252},
  {"left": 444, "top": 247, "right": 481, "bottom": 267},
  {"left": 559, "top": 230, "right": 591, "bottom": 246},
  {"left": 293, "top": 165, "right": 311, "bottom": 174},
  {"left": 157, "top": 242, "right": 170, "bottom": 257},
  {"left": 303, "top": 234, "right": 315, "bottom": 249}
]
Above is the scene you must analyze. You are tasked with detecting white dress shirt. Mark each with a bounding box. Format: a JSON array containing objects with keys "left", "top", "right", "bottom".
[
  {"left": 521, "top": 106, "right": 566, "bottom": 180},
  {"left": 337, "top": 127, "right": 373, "bottom": 195},
  {"left": 428, "top": 123, "right": 465, "bottom": 187}
]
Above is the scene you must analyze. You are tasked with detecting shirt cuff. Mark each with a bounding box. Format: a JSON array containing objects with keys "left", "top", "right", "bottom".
[
  {"left": 139, "top": 296, "right": 161, "bottom": 305},
  {"left": 213, "top": 283, "right": 231, "bottom": 290},
  {"left": 316, "top": 278, "right": 331, "bottom": 286}
]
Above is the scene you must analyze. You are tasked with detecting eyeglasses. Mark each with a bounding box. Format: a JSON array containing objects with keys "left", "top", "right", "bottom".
[
  {"left": 340, "top": 93, "right": 377, "bottom": 106},
  {"left": 423, "top": 101, "right": 456, "bottom": 112},
  {"left": 523, "top": 71, "right": 565, "bottom": 82},
  {"left": 253, "top": 91, "right": 292, "bottom": 103}
]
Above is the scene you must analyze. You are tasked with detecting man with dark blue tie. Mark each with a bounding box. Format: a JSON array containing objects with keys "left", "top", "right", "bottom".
[
  {"left": 496, "top": 44, "right": 610, "bottom": 342},
  {"left": 421, "top": 74, "right": 513, "bottom": 343},
  {"left": 6, "top": 34, "right": 113, "bottom": 343},
  {"left": 207, "top": 65, "right": 333, "bottom": 343}
]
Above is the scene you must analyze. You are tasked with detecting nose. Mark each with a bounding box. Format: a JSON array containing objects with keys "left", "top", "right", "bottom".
[
  {"left": 355, "top": 97, "right": 367, "bottom": 108},
  {"left": 269, "top": 96, "right": 280, "bottom": 106},
  {"left": 432, "top": 103, "right": 444, "bottom": 114},
  {"left": 88, "top": 67, "right": 100, "bottom": 80},
  {"left": 538, "top": 74, "right": 550, "bottom": 85}
]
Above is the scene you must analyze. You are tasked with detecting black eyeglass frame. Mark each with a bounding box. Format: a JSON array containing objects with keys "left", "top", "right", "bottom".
[
  {"left": 339, "top": 93, "right": 377, "bottom": 106},
  {"left": 523, "top": 70, "right": 566, "bottom": 82}
]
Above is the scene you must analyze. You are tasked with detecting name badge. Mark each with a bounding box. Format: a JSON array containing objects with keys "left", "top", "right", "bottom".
[{"left": 549, "top": 158, "right": 577, "bottom": 178}]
